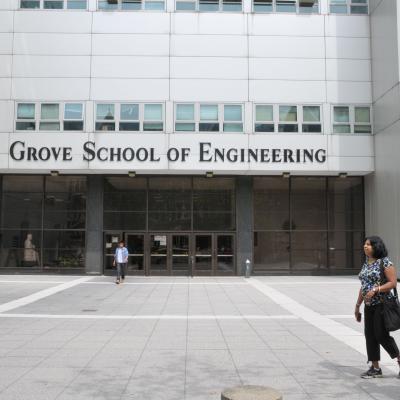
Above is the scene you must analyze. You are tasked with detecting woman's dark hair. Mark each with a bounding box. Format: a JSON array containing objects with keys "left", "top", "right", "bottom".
[
  {"left": 119, "top": 240, "right": 125, "bottom": 245},
  {"left": 364, "top": 236, "right": 388, "bottom": 259}
]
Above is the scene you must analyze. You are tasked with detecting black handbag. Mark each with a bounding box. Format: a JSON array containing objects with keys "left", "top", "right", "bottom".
[{"left": 379, "top": 261, "right": 400, "bottom": 332}]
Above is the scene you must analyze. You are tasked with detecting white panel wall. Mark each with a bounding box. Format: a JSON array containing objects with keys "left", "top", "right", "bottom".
[
  {"left": 0, "top": 4, "right": 374, "bottom": 177},
  {"left": 93, "top": 34, "right": 169, "bottom": 56},
  {"left": 14, "top": 33, "right": 92, "bottom": 55},
  {"left": 365, "top": 0, "right": 400, "bottom": 271},
  {"left": 92, "top": 56, "right": 169, "bottom": 79},
  {"left": 13, "top": 55, "right": 91, "bottom": 78},
  {"left": 14, "top": 12, "right": 92, "bottom": 33}
]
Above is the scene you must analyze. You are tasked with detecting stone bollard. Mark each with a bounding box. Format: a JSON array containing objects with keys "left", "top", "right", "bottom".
[{"left": 221, "top": 385, "right": 283, "bottom": 400}]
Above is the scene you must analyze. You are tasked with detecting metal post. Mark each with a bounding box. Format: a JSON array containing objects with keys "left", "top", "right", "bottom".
[
  {"left": 245, "top": 259, "right": 251, "bottom": 278},
  {"left": 189, "top": 255, "right": 194, "bottom": 278}
]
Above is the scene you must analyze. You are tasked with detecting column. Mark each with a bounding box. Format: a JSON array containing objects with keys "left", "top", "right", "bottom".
[
  {"left": 236, "top": 176, "right": 253, "bottom": 275},
  {"left": 85, "top": 175, "right": 103, "bottom": 275}
]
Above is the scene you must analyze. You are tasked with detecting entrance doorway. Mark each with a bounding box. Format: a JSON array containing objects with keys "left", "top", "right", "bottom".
[{"left": 104, "top": 233, "right": 235, "bottom": 276}]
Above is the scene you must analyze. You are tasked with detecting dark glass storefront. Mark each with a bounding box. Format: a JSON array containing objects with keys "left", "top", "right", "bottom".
[
  {"left": 103, "top": 177, "right": 236, "bottom": 275},
  {"left": 0, "top": 174, "right": 365, "bottom": 275},
  {"left": 0, "top": 175, "right": 86, "bottom": 272},
  {"left": 253, "top": 176, "right": 364, "bottom": 274}
]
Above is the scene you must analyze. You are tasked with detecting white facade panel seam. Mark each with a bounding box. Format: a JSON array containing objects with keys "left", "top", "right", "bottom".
[{"left": 372, "top": 82, "right": 399, "bottom": 105}]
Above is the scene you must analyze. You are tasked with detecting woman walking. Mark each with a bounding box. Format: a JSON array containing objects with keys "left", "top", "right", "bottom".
[{"left": 356, "top": 236, "right": 400, "bottom": 378}]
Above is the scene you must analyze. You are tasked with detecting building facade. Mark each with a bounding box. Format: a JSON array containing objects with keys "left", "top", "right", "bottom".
[{"left": 0, "top": 0, "right": 379, "bottom": 275}]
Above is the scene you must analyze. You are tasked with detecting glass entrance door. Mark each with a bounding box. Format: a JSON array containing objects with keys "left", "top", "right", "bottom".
[
  {"left": 193, "top": 234, "right": 235, "bottom": 275},
  {"left": 150, "top": 234, "right": 168, "bottom": 274},
  {"left": 125, "top": 234, "right": 144, "bottom": 274},
  {"left": 194, "top": 235, "right": 213, "bottom": 274},
  {"left": 105, "top": 232, "right": 235, "bottom": 276},
  {"left": 172, "top": 234, "right": 190, "bottom": 275},
  {"left": 216, "top": 234, "right": 235, "bottom": 274}
]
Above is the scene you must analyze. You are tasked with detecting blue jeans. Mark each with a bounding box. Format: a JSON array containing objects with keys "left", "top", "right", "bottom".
[{"left": 116, "top": 263, "right": 127, "bottom": 281}]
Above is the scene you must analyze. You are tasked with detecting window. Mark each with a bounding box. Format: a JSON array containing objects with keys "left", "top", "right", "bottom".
[
  {"left": 96, "top": 104, "right": 115, "bottom": 131},
  {"left": 175, "top": 103, "right": 243, "bottom": 133},
  {"left": 40, "top": 103, "right": 60, "bottom": 131},
  {"left": 253, "top": 0, "right": 318, "bottom": 13},
  {"left": 255, "top": 105, "right": 274, "bottom": 133},
  {"left": 99, "top": 0, "right": 165, "bottom": 10},
  {"left": 350, "top": 0, "right": 368, "bottom": 14},
  {"left": 64, "top": 103, "right": 84, "bottom": 131},
  {"left": 254, "top": 104, "right": 322, "bottom": 133},
  {"left": 354, "top": 106, "right": 371, "bottom": 133},
  {"left": 330, "top": 0, "right": 368, "bottom": 14},
  {"left": 16, "top": 102, "right": 84, "bottom": 132},
  {"left": 176, "top": 104, "right": 195, "bottom": 131},
  {"left": 333, "top": 105, "right": 371, "bottom": 134},
  {"left": 21, "top": 0, "right": 40, "bottom": 7},
  {"left": 144, "top": 104, "right": 163, "bottom": 131},
  {"left": 200, "top": 104, "right": 219, "bottom": 132},
  {"left": 20, "top": 0, "right": 87, "bottom": 8},
  {"left": 16, "top": 103, "right": 36, "bottom": 131},
  {"left": 223, "top": 105, "right": 243, "bottom": 132},
  {"left": 95, "top": 103, "right": 164, "bottom": 132},
  {"left": 302, "top": 106, "right": 321, "bottom": 133},
  {"left": 44, "top": 0, "right": 63, "bottom": 8},
  {"left": 276, "top": 0, "right": 296, "bottom": 12},
  {"left": 279, "top": 105, "right": 298, "bottom": 132},
  {"left": 176, "top": 0, "right": 242, "bottom": 11},
  {"left": 253, "top": 0, "right": 272, "bottom": 12},
  {"left": 333, "top": 106, "right": 350, "bottom": 133},
  {"left": 120, "top": 104, "right": 139, "bottom": 131}
]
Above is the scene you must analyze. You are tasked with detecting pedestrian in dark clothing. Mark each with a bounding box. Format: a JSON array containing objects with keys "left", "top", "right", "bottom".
[{"left": 356, "top": 236, "right": 400, "bottom": 378}]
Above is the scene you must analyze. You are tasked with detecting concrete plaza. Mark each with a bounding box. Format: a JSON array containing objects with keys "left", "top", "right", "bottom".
[{"left": 0, "top": 275, "right": 399, "bottom": 400}]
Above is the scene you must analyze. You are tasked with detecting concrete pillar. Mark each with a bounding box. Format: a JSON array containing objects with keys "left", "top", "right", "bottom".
[
  {"left": 85, "top": 175, "right": 103, "bottom": 275},
  {"left": 236, "top": 176, "right": 253, "bottom": 276}
]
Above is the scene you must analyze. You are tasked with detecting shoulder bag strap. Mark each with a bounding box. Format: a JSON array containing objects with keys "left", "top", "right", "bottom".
[{"left": 380, "top": 259, "right": 399, "bottom": 298}]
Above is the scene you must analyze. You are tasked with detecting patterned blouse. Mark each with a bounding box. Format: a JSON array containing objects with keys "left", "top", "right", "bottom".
[{"left": 358, "top": 257, "right": 395, "bottom": 306}]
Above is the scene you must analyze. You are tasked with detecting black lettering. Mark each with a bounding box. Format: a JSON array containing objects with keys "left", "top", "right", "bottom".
[
  {"left": 181, "top": 148, "right": 190, "bottom": 162},
  {"left": 296, "top": 149, "right": 301, "bottom": 163},
  {"left": 38, "top": 147, "right": 50, "bottom": 161},
  {"left": 303, "top": 149, "right": 313, "bottom": 163},
  {"left": 50, "top": 147, "right": 61, "bottom": 160},
  {"left": 110, "top": 147, "right": 121, "bottom": 162},
  {"left": 248, "top": 149, "right": 258, "bottom": 162},
  {"left": 63, "top": 147, "right": 72, "bottom": 161},
  {"left": 199, "top": 142, "right": 212, "bottom": 162},
  {"left": 167, "top": 148, "right": 179, "bottom": 162},
  {"left": 10, "top": 141, "right": 25, "bottom": 161},
  {"left": 83, "top": 141, "right": 95, "bottom": 162},
  {"left": 27, "top": 147, "right": 38, "bottom": 161},
  {"left": 227, "top": 148, "right": 238, "bottom": 162},
  {"left": 97, "top": 147, "right": 108, "bottom": 162},
  {"left": 214, "top": 148, "right": 225, "bottom": 162},
  {"left": 240, "top": 148, "right": 245, "bottom": 162},
  {"left": 136, "top": 148, "right": 148, "bottom": 162},
  {"left": 272, "top": 149, "right": 282, "bottom": 163},
  {"left": 150, "top": 148, "right": 161, "bottom": 162},
  {"left": 315, "top": 149, "right": 326, "bottom": 163},
  {"left": 260, "top": 149, "right": 270, "bottom": 163},
  {"left": 123, "top": 148, "right": 135, "bottom": 161},
  {"left": 283, "top": 149, "right": 294, "bottom": 163}
]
